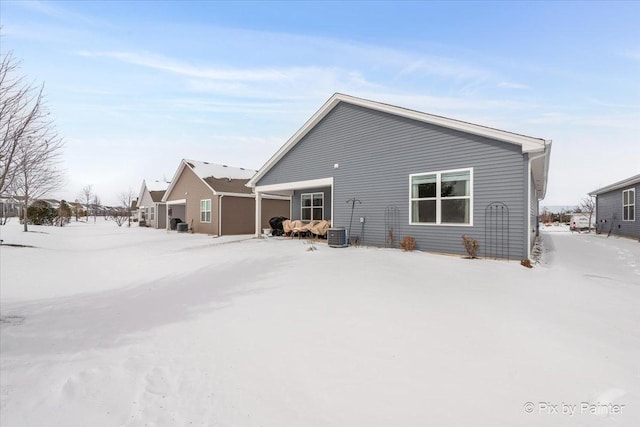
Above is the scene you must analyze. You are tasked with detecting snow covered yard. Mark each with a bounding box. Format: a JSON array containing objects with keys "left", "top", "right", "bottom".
[{"left": 1, "top": 221, "right": 638, "bottom": 426}]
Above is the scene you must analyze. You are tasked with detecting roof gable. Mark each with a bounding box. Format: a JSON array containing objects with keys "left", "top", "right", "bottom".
[
  {"left": 248, "top": 93, "right": 550, "bottom": 188},
  {"left": 163, "top": 159, "right": 257, "bottom": 201}
]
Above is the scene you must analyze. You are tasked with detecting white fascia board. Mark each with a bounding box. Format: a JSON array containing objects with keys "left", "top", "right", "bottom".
[
  {"left": 215, "top": 192, "right": 254, "bottom": 198},
  {"left": 138, "top": 180, "right": 148, "bottom": 205},
  {"left": 589, "top": 174, "right": 640, "bottom": 196},
  {"left": 341, "top": 94, "right": 547, "bottom": 153},
  {"left": 530, "top": 140, "right": 552, "bottom": 199},
  {"left": 255, "top": 177, "right": 334, "bottom": 193},
  {"left": 261, "top": 194, "right": 291, "bottom": 201},
  {"left": 166, "top": 199, "right": 186, "bottom": 205},
  {"left": 162, "top": 159, "right": 217, "bottom": 201},
  {"left": 248, "top": 93, "right": 547, "bottom": 187},
  {"left": 162, "top": 160, "right": 188, "bottom": 202},
  {"left": 248, "top": 97, "right": 342, "bottom": 187}
]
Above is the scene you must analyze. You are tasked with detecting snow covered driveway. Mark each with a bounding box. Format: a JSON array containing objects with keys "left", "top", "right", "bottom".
[{"left": 1, "top": 222, "right": 638, "bottom": 426}]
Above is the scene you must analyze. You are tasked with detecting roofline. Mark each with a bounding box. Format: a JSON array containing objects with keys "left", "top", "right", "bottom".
[
  {"left": 589, "top": 174, "right": 640, "bottom": 196},
  {"left": 163, "top": 159, "right": 218, "bottom": 202},
  {"left": 248, "top": 93, "right": 548, "bottom": 187}
]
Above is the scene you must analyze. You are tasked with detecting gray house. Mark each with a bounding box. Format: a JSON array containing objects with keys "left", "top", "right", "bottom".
[
  {"left": 589, "top": 174, "right": 639, "bottom": 239},
  {"left": 137, "top": 179, "right": 170, "bottom": 229},
  {"left": 250, "top": 93, "right": 552, "bottom": 260}
]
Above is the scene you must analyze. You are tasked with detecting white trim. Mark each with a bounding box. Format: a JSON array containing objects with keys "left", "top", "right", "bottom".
[
  {"left": 215, "top": 191, "right": 255, "bottom": 198},
  {"left": 300, "top": 192, "right": 324, "bottom": 221},
  {"left": 589, "top": 174, "right": 640, "bottom": 196},
  {"left": 200, "top": 199, "right": 211, "bottom": 223},
  {"left": 255, "top": 192, "right": 262, "bottom": 237},
  {"left": 166, "top": 199, "right": 186, "bottom": 205},
  {"left": 408, "top": 167, "right": 473, "bottom": 226},
  {"left": 622, "top": 188, "right": 636, "bottom": 222},
  {"left": 255, "top": 177, "right": 334, "bottom": 193},
  {"left": 527, "top": 161, "right": 532, "bottom": 260},
  {"left": 248, "top": 93, "right": 547, "bottom": 187}
]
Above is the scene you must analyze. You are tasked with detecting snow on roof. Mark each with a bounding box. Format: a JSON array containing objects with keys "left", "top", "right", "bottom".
[
  {"left": 145, "top": 180, "right": 170, "bottom": 192},
  {"left": 184, "top": 159, "right": 256, "bottom": 181},
  {"left": 589, "top": 174, "right": 640, "bottom": 196}
]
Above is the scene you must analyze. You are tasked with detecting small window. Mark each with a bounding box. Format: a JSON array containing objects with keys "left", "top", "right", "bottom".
[
  {"left": 301, "top": 192, "right": 324, "bottom": 221},
  {"left": 150, "top": 206, "right": 155, "bottom": 221},
  {"left": 200, "top": 199, "right": 211, "bottom": 223},
  {"left": 623, "top": 188, "right": 635, "bottom": 221},
  {"left": 410, "top": 168, "right": 472, "bottom": 225}
]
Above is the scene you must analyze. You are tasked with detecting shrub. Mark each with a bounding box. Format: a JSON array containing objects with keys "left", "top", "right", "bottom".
[
  {"left": 521, "top": 259, "right": 533, "bottom": 268},
  {"left": 27, "top": 201, "right": 57, "bottom": 225},
  {"left": 400, "top": 236, "right": 416, "bottom": 251},
  {"left": 462, "top": 235, "right": 479, "bottom": 258}
]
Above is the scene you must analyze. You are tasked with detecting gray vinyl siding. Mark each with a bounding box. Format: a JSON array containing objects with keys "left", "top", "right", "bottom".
[
  {"left": 595, "top": 184, "right": 639, "bottom": 238},
  {"left": 257, "top": 102, "right": 528, "bottom": 258},
  {"left": 291, "top": 187, "right": 332, "bottom": 221}
]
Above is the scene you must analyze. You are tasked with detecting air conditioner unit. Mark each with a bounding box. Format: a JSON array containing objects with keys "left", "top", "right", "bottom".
[{"left": 328, "top": 227, "right": 348, "bottom": 248}]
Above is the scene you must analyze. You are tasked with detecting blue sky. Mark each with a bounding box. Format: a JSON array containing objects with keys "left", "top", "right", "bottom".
[{"left": 2, "top": 0, "right": 639, "bottom": 206}]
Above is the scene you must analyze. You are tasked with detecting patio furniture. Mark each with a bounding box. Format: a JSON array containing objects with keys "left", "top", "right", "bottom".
[
  {"left": 310, "top": 220, "right": 331, "bottom": 238},
  {"left": 291, "top": 220, "right": 319, "bottom": 239}
]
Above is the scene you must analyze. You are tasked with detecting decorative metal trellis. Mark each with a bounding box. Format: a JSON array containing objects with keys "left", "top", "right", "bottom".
[
  {"left": 484, "top": 202, "right": 510, "bottom": 260},
  {"left": 384, "top": 205, "right": 400, "bottom": 248}
]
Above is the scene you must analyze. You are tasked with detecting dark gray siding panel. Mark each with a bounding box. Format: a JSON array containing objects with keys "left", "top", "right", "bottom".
[
  {"left": 595, "top": 183, "right": 639, "bottom": 238},
  {"left": 257, "top": 103, "right": 528, "bottom": 258}
]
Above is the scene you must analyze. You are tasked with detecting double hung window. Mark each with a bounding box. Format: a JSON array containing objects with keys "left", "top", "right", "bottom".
[
  {"left": 301, "top": 193, "right": 324, "bottom": 221},
  {"left": 410, "top": 169, "right": 472, "bottom": 225}
]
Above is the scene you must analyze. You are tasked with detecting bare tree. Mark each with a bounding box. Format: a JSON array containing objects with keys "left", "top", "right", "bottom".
[
  {"left": 11, "top": 127, "right": 65, "bottom": 232},
  {"left": 92, "top": 194, "right": 100, "bottom": 223},
  {"left": 119, "top": 188, "right": 136, "bottom": 227},
  {"left": 1, "top": 51, "right": 46, "bottom": 196},
  {"left": 78, "top": 184, "right": 93, "bottom": 222},
  {"left": 580, "top": 196, "right": 596, "bottom": 232},
  {"left": 1, "top": 50, "right": 65, "bottom": 232}
]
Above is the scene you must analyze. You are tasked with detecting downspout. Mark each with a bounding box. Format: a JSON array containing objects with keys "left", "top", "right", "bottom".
[
  {"left": 526, "top": 142, "right": 550, "bottom": 259},
  {"left": 218, "top": 194, "right": 224, "bottom": 237}
]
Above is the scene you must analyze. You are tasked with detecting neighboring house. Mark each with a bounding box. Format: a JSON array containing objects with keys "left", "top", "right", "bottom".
[
  {"left": 162, "top": 159, "right": 289, "bottom": 235},
  {"left": 250, "top": 93, "right": 552, "bottom": 260},
  {"left": 0, "top": 195, "right": 24, "bottom": 219},
  {"left": 138, "top": 179, "right": 170, "bottom": 229},
  {"left": 589, "top": 174, "right": 639, "bottom": 239}
]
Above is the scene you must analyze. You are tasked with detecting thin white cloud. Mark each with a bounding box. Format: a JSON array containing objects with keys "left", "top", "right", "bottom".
[
  {"left": 77, "top": 50, "right": 320, "bottom": 82},
  {"left": 13, "top": 0, "right": 111, "bottom": 28},
  {"left": 497, "top": 82, "right": 529, "bottom": 89}
]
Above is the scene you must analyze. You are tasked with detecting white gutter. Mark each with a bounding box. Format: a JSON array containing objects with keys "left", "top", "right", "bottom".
[{"left": 526, "top": 144, "right": 550, "bottom": 259}]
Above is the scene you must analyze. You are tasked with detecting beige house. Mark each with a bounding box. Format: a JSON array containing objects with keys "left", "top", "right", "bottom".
[
  {"left": 162, "top": 159, "right": 289, "bottom": 235},
  {"left": 137, "top": 179, "right": 170, "bottom": 229}
]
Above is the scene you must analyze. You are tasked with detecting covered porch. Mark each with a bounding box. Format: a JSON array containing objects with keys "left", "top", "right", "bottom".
[
  {"left": 165, "top": 199, "right": 186, "bottom": 231},
  {"left": 254, "top": 177, "right": 333, "bottom": 237}
]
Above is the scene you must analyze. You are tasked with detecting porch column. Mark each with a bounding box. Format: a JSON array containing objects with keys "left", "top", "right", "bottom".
[
  {"left": 166, "top": 203, "right": 170, "bottom": 231},
  {"left": 255, "top": 191, "right": 262, "bottom": 238}
]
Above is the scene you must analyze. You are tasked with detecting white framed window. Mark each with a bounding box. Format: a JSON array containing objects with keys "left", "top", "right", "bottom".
[
  {"left": 150, "top": 206, "right": 155, "bottom": 221},
  {"left": 410, "top": 168, "right": 472, "bottom": 226},
  {"left": 301, "top": 192, "right": 324, "bottom": 221},
  {"left": 623, "top": 188, "right": 635, "bottom": 221},
  {"left": 200, "top": 199, "right": 211, "bottom": 223}
]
